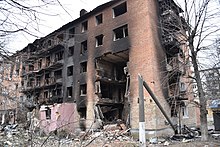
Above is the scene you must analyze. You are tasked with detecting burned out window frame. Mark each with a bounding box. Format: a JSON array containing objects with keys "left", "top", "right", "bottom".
[
  {"left": 81, "top": 40, "right": 87, "bottom": 55},
  {"left": 113, "top": 2, "right": 127, "bottom": 18},
  {"left": 81, "top": 21, "right": 88, "bottom": 32},
  {"left": 95, "top": 34, "right": 104, "bottom": 47},
  {"left": 68, "top": 46, "right": 74, "bottom": 56},
  {"left": 67, "top": 65, "right": 73, "bottom": 76},
  {"left": 67, "top": 86, "right": 73, "bottom": 98},
  {"left": 45, "top": 107, "right": 51, "bottom": 120},
  {"left": 113, "top": 24, "right": 128, "bottom": 41},
  {"left": 80, "top": 84, "right": 87, "bottom": 96},
  {"left": 80, "top": 62, "right": 87, "bottom": 73},
  {"left": 55, "top": 50, "right": 64, "bottom": 61},
  {"left": 54, "top": 69, "right": 62, "bottom": 79},
  {"left": 95, "top": 13, "right": 103, "bottom": 25}
]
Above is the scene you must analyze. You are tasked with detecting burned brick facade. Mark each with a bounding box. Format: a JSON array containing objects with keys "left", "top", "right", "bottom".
[{"left": 2, "top": 0, "right": 199, "bottom": 136}]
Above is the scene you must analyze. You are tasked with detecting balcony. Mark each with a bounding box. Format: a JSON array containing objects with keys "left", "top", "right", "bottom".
[{"left": 167, "top": 56, "right": 184, "bottom": 74}]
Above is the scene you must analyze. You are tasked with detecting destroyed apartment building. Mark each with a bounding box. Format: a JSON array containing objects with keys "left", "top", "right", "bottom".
[{"left": 1, "top": 0, "right": 200, "bottom": 136}]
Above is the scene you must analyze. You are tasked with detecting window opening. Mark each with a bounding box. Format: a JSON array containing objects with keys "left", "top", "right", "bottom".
[
  {"left": 113, "top": 2, "right": 127, "bottom": 17},
  {"left": 29, "top": 64, "right": 34, "bottom": 72},
  {"left": 54, "top": 69, "right": 62, "bottom": 79},
  {"left": 55, "top": 51, "right": 64, "bottom": 61},
  {"left": 96, "top": 14, "right": 103, "bottom": 25},
  {"left": 80, "top": 62, "right": 87, "bottom": 73},
  {"left": 96, "top": 34, "right": 104, "bottom": 47},
  {"left": 45, "top": 107, "right": 51, "bottom": 119},
  {"left": 80, "top": 84, "right": 87, "bottom": 95},
  {"left": 81, "top": 41, "right": 87, "bottom": 54},
  {"left": 113, "top": 25, "right": 128, "bottom": 40},
  {"left": 68, "top": 46, "right": 74, "bottom": 56},
  {"left": 57, "top": 34, "right": 64, "bottom": 43},
  {"left": 46, "top": 56, "right": 51, "bottom": 67},
  {"left": 81, "top": 21, "right": 88, "bottom": 32},
  {"left": 67, "top": 86, "right": 73, "bottom": 98},
  {"left": 67, "top": 66, "right": 73, "bottom": 76}
]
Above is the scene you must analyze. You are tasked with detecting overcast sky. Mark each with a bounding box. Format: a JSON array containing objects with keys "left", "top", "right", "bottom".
[{"left": 8, "top": 0, "right": 110, "bottom": 52}]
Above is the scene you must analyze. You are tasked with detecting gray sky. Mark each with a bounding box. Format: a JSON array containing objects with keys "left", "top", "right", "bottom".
[{"left": 8, "top": 0, "right": 110, "bottom": 52}]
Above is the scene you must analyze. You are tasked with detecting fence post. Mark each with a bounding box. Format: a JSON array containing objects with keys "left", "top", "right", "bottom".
[{"left": 138, "top": 74, "right": 146, "bottom": 147}]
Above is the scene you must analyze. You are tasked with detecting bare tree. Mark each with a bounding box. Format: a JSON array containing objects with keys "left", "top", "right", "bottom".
[
  {"left": 160, "top": 0, "right": 220, "bottom": 141},
  {"left": 0, "top": 0, "right": 71, "bottom": 56}
]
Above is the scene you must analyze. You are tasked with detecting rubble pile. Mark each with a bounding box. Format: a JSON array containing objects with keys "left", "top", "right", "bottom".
[
  {"left": 0, "top": 123, "right": 139, "bottom": 147},
  {"left": 0, "top": 122, "right": 220, "bottom": 146}
]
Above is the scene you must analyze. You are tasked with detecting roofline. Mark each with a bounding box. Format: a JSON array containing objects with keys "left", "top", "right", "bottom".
[{"left": 21, "top": 0, "right": 122, "bottom": 52}]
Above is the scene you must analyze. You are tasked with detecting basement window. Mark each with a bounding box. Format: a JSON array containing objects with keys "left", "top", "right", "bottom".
[
  {"left": 68, "top": 46, "right": 74, "bottom": 56},
  {"left": 81, "top": 21, "right": 88, "bottom": 32},
  {"left": 45, "top": 107, "right": 51, "bottom": 119},
  {"left": 81, "top": 41, "right": 87, "bottom": 54},
  {"left": 67, "top": 66, "right": 73, "bottom": 76},
  {"left": 80, "top": 62, "right": 87, "bottom": 73},
  {"left": 96, "top": 14, "right": 103, "bottom": 25},
  {"left": 96, "top": 34, "right": 104, "bottom": 47},
  {"left": 54, "top": 69, "right": 62, "bottom": 79},
  {"left": 113, "top": 2, "right": 127, "bottom": 18},
  {"left": 67, "top": 86, "right": 73, "bottom": 98},
  {"left": 69, "top": 27, "right": 75, "bottom": 38},
  {"left": 80, "top": 84, "right": 87, "bottom": 96},
  {"left": 113, "top": 24, "right": 128, "bottom": 40}
]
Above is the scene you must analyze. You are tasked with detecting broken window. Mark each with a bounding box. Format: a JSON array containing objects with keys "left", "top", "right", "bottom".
[
  {"left": 113, "top": 24, "right": 128, "bottom": 40},
  {"left": 67, "top": 66, "right": 73, "bottom": 76},
  {"left": 53, "top": 88, "right": 62, "bottom": 97},
  {"left": 80, "top": 62, "right": 87, "bottom": 73},
  {"left": 81, "top": 41, "right": 87, "bottom": 54},
  {"left": 113, "top": 2, "right": 127, "bottom": 18},
  {"left": 38, "top": 59, "right": 42, "bottom": 69},
  {"left": 182, "top": 105, "right": 188, "bottom": 118},
  {"left": 81, "top": 21, "right": 88, "bottom": 32},
  {"left": 57, "top": 34, "right": 64, "bottom": 43},
  {"left": 45, "top": 73, "right": 50, "bottom": 85},
  {"left": 96, "top": 14, "right": 103, "bottom": 25},
  {"left": 68, "top": 46, "right": 74, "bottom": 56},
  {"left": 96, "top": 34, "right": 104, "bottom": 47},
  {"left": 69, "top": 27, "right": 75, "bottom": 38},
  {"left": 54, "top": 69, "right": 62, "bottom": 79},
  {"left": 44, "top": 91, "right": 49, "bottom": 98},
  {"left": 80, "top": 84, "right": 87, "bottom": 96},
  {"left": 55, "top": 51, "right": 64, "bottom": 61},
  {"left": 45, "top": 107, "right": 51, "bottom": 119},
  {"left": 36, "top": 76, "right": 41, "bottom": 86},
  {"left": 46, "top": 56, "right": 51, "bottom": 67},
  {"left": 57, "top": 88, "right": 62, "bottom": 96},
  {"left": 67, "top": 86, "right": 73, "bottom": 98},
  {"left": 28, "top": 64, "right": 34, "bottom": 72},
  {"left": 48, "top": 40, "right": 52, "bottom": 47}
]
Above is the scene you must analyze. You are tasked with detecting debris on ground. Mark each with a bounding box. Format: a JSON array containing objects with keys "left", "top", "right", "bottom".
[{"left": 0, "top": 123, "right": 219, "bottom": 146}]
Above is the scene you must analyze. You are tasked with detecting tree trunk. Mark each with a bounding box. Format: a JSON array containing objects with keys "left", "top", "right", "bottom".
[{"left": 191, "top": 47, "right": 208, "bottom": 141}]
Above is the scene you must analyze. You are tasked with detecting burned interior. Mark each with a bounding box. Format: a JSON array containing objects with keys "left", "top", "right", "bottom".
[{"left": 94, "top": 50, "right": 129, "bottom": 124}]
